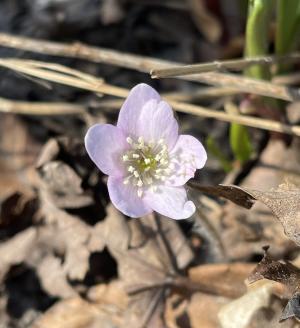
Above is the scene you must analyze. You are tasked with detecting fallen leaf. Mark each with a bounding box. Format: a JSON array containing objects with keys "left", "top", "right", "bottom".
[
  {"left": 218, "top": 281, "right": 280, "bottom": 328},
  {"left": 37, "top": 255, "right": 77, "bottom": 299},
  {"left": 280, "top": 292, "right": 300, "bottom": 322},
  {"left": 188, "top": 293, "right": 228, "bottom": 328},
  {"left": 188, "top": 182, "right": 255, "bottom": 209},
  {"left": 248, "top": 247, "right": 300, "bottom": 323},
  {"left": 243, "top": 183, "right": 300, "bottom": 247},
  {"left": 248, "top": 246, "right": 300, "bottom": 292},
  {"left": 190, "top": 180, "right": 300, "bottom": 247},
  {"left": 189, "top": 262, "right": 254, "bottom": 298},
  {"left": 0, "top": 227, "right": 37, "bottom": 282}
]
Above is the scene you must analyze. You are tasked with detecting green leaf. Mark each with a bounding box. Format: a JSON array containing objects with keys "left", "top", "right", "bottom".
[
  {"left": 206, "top": 136, "right": 232, "bottom": 172},
  {"left": 244, "top": 0, "right": 273, "bottom": 79},
  {"left": 229, "top": 123, "right": 253, "bottom": 163},
  {"left": 229, "top": 0, "right": 273, "bottom": 164},
  {"left": 276, "top": 0, "right": 300, "bottom": 54}
]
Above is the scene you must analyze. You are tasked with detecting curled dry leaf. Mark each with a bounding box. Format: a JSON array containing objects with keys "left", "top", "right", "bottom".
[
  {"left": 37, "top": 137, "right": 96, "bottom": 209},
  {"left": 189, "top": 180, "right": 300, "bottom": 247},
  {"left": 248, "top": 247, "right": 300, "bottom": 322},
  {"left": 243, "top": 183, "right": 300, "bottom": 247},
  {"left": 280, "top": 292, "right": 300, "bottom": 322},
  {"left": 248, "top": 247, "right": 300, "bottom": 291},
  {"left": 188, "top": 181, "right": 255, "bottom": 209}
]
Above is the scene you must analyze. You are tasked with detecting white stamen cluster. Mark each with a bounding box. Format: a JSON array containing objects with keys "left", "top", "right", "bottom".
[{"left": 122, "top": 136, "right": 174, "bottom": 197}]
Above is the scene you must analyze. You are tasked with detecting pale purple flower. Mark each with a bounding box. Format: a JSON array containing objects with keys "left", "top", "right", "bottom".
[{"left": 85, "top": 83, "right": 207, "bottom": 220}]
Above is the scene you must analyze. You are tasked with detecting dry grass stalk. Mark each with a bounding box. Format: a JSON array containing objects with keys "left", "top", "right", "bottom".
[
  {"left": 1, "top": 33, "right": 300, "bottom": 100},
  {"left": 0, "top": 97, "right": 85, "bottom": 115},
  {"left": 150, "top": 52, "right": 300, "bottom": 76},
  {"left": 0, "top": 58, "right": 300, "bottom": 137}
]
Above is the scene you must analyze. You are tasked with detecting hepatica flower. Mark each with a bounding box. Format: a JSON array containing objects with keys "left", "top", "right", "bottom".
[{"left": 85, "top": 84, "right": 207, "bottom": 220}]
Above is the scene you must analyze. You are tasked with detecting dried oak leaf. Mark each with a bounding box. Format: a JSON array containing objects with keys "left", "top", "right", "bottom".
[
  {"left": 248, "top": 247, "right": 300, "bottom": 292},
  {"left": 39, "top": 160, "right": 93, "bottom": 209},
  {"left": 248, "top": 247, "right": 300, "bottom": 323},
  {"left": 97, "top": 214, "right": 194, "bottom": 328},
  {"left": 243, "top": 183, "right": 300, "bottom": 247},
  {"left": 39, "top": 189, "right": 104, "bottom": 281},
  {"left": 37, "top": 137, "right": 95, "bottom": 209},
  {"left": 190, "top": 181, "right": 300, "bottom": 246}
]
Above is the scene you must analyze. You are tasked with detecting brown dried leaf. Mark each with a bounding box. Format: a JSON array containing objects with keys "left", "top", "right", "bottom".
[
  {"left": 99, "top": 214, "right": 194, "bottom": 327},
  {"left": 88, "top": 204, "right": 129, "bottom": 253},
  {"left": 0, "top": 227, "right": 37, "bottom": 281},
  {"left": 40, "top": 189, "right": 100, "bottom": 280},
  {"left": 190, "top": 181, "right": 300, "bottom": 246},
  {"left": 218, "top": 281, "right": 280, "bottom": 328},
  {"left": 188, "top": 182, "right": 255, "bottom": 209},
  {"left": 188, "top": 262, "right": 254, "bottom": 299},
  {"left": 39, "top": 161, "right": 93, "bottom": 209},
  {"left": 33, "top": 281, "right": 128, "bottom": 328},
  {"left": 36, "top": 138, "right": 60, "bottom": 168},
  {"left": 248, "top": 248, "right": 300, "bottom": 322},
  {"left": 280, "top": 292, "right": 300, "bottom": 322},
  {"left": 243, "top": 183, "right": 300, "bottom": 246},
  {"left": 188, "top": 293, "right": 227, "bottom": 328},
  {"left": 248, "top": 247, "right": 300, "bottom": 292},
  {"left": 37, "top": 255, "right": 77, "bottom": 299}
]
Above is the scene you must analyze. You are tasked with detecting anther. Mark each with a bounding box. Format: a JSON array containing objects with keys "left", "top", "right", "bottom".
[
  {"left": 146, "top": 177, "right": 153, "bottom": 184},
  {"left": 133, "top": 171, "right": 139, "bottom": 178},
  {"left": 137, "top": 189, "right": 143, "bottom": 197},
  {"left": 126, "top": 137, "right": 133, "bottom": 144},
  {"left": 128, "top": 166, "right": 135, "bottom": 173},
  {"left": 132, "top": 153, "right": 140, "bottom": 159},
  {"left": 151, "top": 186, "right": 157, "bottom": 192}
]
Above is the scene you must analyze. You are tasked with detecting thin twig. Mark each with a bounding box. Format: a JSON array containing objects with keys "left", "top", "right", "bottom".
[
  {"left": 1, "top": 58, "right": 300, "bottom": 136},
  {"left": 152, "top": 71, "right": 300, "bottom": 102},
  {"left": 1, "top": 33, "right": 300, "bottom": 100},
  {"left": 0, "top": 97, "right": 85, "bottom": 115},
  {"left": 150, "top": 52, "right": 300, "bottom": 76},
  {"left": 272, "top": 72, "right": 300, "bottom": 86}
]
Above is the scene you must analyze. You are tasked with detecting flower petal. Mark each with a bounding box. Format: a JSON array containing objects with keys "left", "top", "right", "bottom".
[
  {"left": 108, "top": 176, "right": 152, "bottom": 217},
  {"left": 85, "top": 124, "right": 127, "bottom": 177},
  {"left": 167, "top": 135, "right": 207, "bottom": 186},
  {"left": 117, "top": 83, "right": 160, "bottom": 136},
  {"left": 144, "top": 186, "right": 195, "bottom": 220},
  {"left": 137, "top": 100, "right": 178, "bottom": 150}
]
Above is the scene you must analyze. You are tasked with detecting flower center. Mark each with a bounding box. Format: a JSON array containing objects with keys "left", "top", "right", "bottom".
[{"left": 122, "top": 136, "right": 173, "bottom": 197}]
